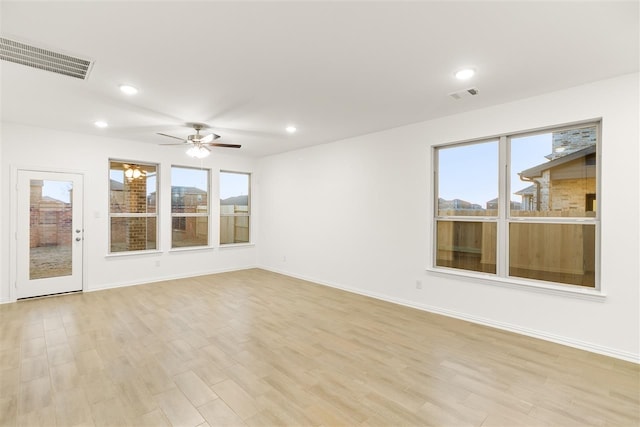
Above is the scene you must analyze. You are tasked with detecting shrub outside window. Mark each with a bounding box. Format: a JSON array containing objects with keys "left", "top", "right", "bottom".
[
  {"left": 434, "top": 122, "right": 599, "bottom": 288},
  {"left": 220, "top": 171, "right": 250, "bottom": 245},
  {"left": 109, "top": 160, "right": 158, "bottom": 253},
  {"left": 171, "top": 166, "right": 210, "bottom": 248}
]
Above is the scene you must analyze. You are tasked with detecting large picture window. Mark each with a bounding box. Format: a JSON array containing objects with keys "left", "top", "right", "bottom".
[
  {"left": 434, "top": 122, "right": 599, "bottom": 288},
  {"left": 109, "top": 160, "right": 158, "bottom": 253},
  {"left": 220, "top": 171, "right": 250, "bottom": 245},
  {"left": 171, "top": 166, "right": 210, "bottom": 248}
]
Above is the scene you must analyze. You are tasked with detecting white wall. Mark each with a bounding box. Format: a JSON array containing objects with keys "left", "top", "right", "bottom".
[
  {"left": 257, "top": 73, "right": 640, "bottom": 362},
  {"left": 2, "top": 74, "right": 637, "bottom": 361},
  {"left": 0, "top": 124, "right": 258, "bottom": 302}
]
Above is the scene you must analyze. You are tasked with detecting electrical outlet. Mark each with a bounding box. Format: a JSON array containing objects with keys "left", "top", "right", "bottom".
[
  {"left": 282, "top": 256, "right": 287, "bottom": 262},
  {"left": 415, "top": 280, "right": 423, "bottom": 290},
  {"left": 155, "top": 260, "right": 160, "bottom": 267}
]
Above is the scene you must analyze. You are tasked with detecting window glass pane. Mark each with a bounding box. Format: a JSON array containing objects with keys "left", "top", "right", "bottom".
[
  {"left": 220, "top": 171, "right": 250, "bottom": 245},
  {"left": 510, "top": 126, "right": 596, "bottom": 217},
  {"left": 509, "top": 223, "right": 595, "bottom": 287},
  {"left": 220, "top": 172, "right": 249, "bottom": 213},
  {"left": 220, "top": 216, "right": 250, "bottom": 244},
  {"left": 437, "top": 140, "right": 498, "bottom": 216},
  {"left": 110, "top": 217, "right": 157, "bottom": 252},
  {"left": 172, "top": 217, "right": 208, "bottom": 248},
  {"left": 171, "top": 167, "right": 209, "bottom": 213},
  {"left": 110, "top": 161, "right": 157, "bottom": 213},
  {"left": 436, "top": 221, "right": 496, "bottom": 273},
  {"left": 30, "top": 180, "right": 73, "bottom": 279}
]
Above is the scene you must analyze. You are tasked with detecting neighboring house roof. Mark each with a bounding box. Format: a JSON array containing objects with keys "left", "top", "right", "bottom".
[
  {"left": 40, "top": 196, "right": 66, "bottom": 204},
  {"left": 171, "top": 186, "right": 207, "bottom": 195},
  {"left": 485, "top": 197, "right": 522, "bottom": 208},
  {"left": 519, "top": 145, "right": 596, "bottom": 179},
  {"left": 438, "top": 198, "right": 482, "bottom": 210},
  {"left": 145, "top": 187, "right": 207, "bottom": 200},
  {"left": 221, "top": 195, "right": 249, "bottom": 206},
  {"left": 110, "top": 179, "right": 124, "bottom": 191},
  {"left": 514, "top": 184, "right": 536, "bottom": 196}
]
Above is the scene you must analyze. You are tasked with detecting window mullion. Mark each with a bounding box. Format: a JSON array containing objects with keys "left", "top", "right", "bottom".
[{"left": 497, "top": 135, "right": 508, "bottom": 277}]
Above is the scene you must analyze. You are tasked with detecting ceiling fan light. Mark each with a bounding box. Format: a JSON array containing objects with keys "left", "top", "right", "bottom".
[{"left": 187, "top": 145, "right": 210, "bottom": 159}]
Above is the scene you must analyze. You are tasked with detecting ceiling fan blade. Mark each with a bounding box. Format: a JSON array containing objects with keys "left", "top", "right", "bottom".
[
  {"left": 157, "top": 132, "right": 186, "bottom": 142},
  {"left": 159, "top": 143, "right": 188, "bottom": 146},
  {"left": 207, "top": 143, "right": 242, "bottom": 148},
  {"left": 200, "top": 133, "right": 221, "bottom": 144}
]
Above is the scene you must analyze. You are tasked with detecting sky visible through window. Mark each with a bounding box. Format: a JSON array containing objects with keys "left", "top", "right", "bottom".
[
  {"left": 41, "top": 180, "right": 72, "bottom": 203},
  {"left": 104, "top": 168, "right": 247, "bottom": 201},
  {"left": 106, "top": 168, "right": 248, "bottom": 200},
  {"left": 171, "top": 167, "right": 208, "bottom": 192},
  {"left": 438, "top": 133, "right": 551, "bottom": 208},
  {"left": 220, "top": 172, "right": 249, "bottom": 200},
  {"left": 509, "top": 133, "right": 552, "bottom": 204}
]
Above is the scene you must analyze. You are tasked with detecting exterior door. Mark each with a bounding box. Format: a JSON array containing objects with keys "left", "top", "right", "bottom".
[{"left": 17, "top": 170, "right": 83, "bottom": 299}]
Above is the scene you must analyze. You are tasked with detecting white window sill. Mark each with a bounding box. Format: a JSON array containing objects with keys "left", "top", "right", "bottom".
[
  {"left": 219, "top": 243, "right": 255, "bottom": 249},
  {"left": 169, "top": 246, "right": 215, "bottom": 253},
  {"left": 425, "top": 266, "right": 606, "bottom": 301},
  {"left": 106, "top": 250, "right": 162, "bottom": 258}
]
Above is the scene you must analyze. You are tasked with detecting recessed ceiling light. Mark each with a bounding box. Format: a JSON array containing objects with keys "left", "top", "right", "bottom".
[
  {"left": 286, "top": 126, "right": 297, "bottom": 133},
  {"left": 119, "top": 84, "right": 138, "bottom": 95},
  {"left": 455, "top": 68, "right": 475, "bottom": 80},
  {"left": 94, "top": 120, "right": 108, "bottom": 128}
]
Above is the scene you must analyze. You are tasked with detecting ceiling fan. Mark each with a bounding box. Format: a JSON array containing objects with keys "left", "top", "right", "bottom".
[{"left": 157, "top": 123, "right": 241, "bottom": 158}]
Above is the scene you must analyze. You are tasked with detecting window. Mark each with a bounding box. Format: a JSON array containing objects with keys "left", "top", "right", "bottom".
[
  {"left": 434, "top": 123, "right": 599, "bottom": 288},
  {"left": 171, "top": 166, "right": 210, "bottom": 248},
  {"left": 436, "top": 140, "right": 498, "bottom": 274},
  {"left": 220, "top": 171, "right": 250, "bottom": 245},
  {"left": 109, "top": 160, "right": 157, "bottom": 253}
]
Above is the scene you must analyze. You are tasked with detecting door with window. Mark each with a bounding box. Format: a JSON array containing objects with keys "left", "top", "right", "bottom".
[{"left": 16, "top": 170, "right": 84, "bottom": 299}]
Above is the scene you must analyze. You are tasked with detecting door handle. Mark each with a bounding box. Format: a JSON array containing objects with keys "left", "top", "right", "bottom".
[{"left": 75, "top": 237, "right": 82, "bottom": 242}]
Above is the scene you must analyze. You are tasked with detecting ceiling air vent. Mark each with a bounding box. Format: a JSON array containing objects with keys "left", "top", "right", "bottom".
[
  {"left": 0, "top": 37, "right": 92, "bottom": 80},
  {"left": 449, "top": 87, "right": 479, "bottom": 100}
]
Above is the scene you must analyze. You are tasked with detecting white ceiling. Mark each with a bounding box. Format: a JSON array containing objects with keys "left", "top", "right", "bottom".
[{"left": 1, "top": 1, "right": 638, "bottom": 157}]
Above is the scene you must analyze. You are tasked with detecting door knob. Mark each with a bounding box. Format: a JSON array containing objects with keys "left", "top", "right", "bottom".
[
  {"left": 75, "top": 237, "right": 82, "bottom": 242},
  {"left": 76, "top": 229, "right": 81, "bottom": 233}
]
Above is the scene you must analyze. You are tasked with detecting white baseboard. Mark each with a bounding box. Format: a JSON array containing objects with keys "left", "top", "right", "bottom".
[
  {"left": 258, "top": 265, "right": 639, "bottom": 364},
  {"left": 3, "top": 267, "right": 258, "bottom": 302},
  {"left": 4, "top": 263, "right": 637, "bottom": 363}
]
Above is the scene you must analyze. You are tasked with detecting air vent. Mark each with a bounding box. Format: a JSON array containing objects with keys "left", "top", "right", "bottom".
[
  {"left": 0, "top": 37, "right": 92, "bottom": 80},
  {"left": 449, "top": 87, "right": 479, "bottom": 100}
]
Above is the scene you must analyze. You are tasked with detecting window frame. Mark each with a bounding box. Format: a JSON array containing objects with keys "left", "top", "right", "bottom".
[
  {"left": 108, "top": 159, "right": 159, "bottom": 255},
  {"left": 430, "top": 120, "right": 602, "bottom": 296},
  {"left": 170, "top": 165, "right": 211, "bottom": 249},
  {"left": 219, "top": 170, "right": 251, "bottom": 246}
]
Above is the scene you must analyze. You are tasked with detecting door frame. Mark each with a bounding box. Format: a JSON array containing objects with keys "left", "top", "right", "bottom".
[{"left": 9, "top": 165, "right": 87, "bottom": 302}]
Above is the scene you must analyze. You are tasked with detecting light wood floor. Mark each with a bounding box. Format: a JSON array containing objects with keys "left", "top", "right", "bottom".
[{"left": 0, "top": 268, "right": 638, "bottom": 427}]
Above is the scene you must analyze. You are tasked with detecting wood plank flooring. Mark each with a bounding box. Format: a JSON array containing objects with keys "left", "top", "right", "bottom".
[{"left": 0, "top": 268, "right": 638, "bottom": 426}]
